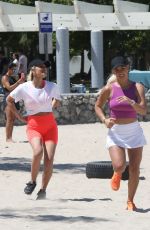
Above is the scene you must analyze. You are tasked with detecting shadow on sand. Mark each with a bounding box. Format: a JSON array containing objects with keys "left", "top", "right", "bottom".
[
  {"left": 59, "top": 198, "right": 112, "bottom": 202},
  {"left": 135, "top": 208, "right": 150, "bottom": 213},
  {"left": 0, "top": 157, "right": 85, "bottom": 174},
  {"left": 0, "top": 208, "right": 111, "bottom": 223}
]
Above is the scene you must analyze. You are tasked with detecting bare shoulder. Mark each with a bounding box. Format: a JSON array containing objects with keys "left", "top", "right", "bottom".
[
  {"left": 1, "top": 74, "right": 7, "bottom": 81},
  {"left": 1, "top": 74, "right": 8, "bottom": 85},
  {"left": 97, "top": 84, "right": 112, "bottom": 101},
  {"left": 99, "top": 84, "right": 111, "bottom": 95},
  {"left": 135, "top": 82, "right": 145, "bottom": 91}
]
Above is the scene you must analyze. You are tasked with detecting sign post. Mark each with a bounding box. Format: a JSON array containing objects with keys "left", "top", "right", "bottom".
[{"left": 38, "top": 12, "right": 53, "bottom": 80}]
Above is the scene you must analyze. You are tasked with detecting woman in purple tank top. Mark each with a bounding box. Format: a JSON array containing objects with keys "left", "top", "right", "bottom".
[{"left": 95, "top": 56, "right": 147, "bottom": 211}]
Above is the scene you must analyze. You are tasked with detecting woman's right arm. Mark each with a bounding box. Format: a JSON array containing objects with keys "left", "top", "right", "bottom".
[
  {"left": 2, "top": 75, "right": 24, "bottom": 92},
  {"left": 6, "top": 95, "right": 27, "bottom": 123},
  {"left": 95, "top": 85, "right": 116, "bottom": 128},
  {"left": 95, "top": 85, "right": 111, "bottom": 122}
]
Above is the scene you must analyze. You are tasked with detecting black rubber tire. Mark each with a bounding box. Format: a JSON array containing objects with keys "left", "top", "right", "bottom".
[{"left": 86, "top": 161, "right": 129, "bottom": 180}]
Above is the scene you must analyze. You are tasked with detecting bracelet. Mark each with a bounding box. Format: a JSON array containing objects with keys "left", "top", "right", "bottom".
[{"left": 130, "top": 100, "right": 136, "bottom": 106}]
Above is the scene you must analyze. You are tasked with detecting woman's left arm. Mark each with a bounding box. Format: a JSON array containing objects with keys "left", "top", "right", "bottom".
[
  {"left": 52, "top": 98, "right": 61, "bottom": 108},
  {"left": 7, "top": 95, "right": 27, "bottom": 123},
  {"left": 132, "top": 83, "right": 147, "bottom": 115},
  {"left": 51, "top": 84, "right": 61, "bottom": 109}
]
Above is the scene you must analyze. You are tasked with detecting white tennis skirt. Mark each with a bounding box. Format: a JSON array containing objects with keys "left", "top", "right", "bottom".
[{"left": 106, "top": 121, "right": 147, "bottom": 149}]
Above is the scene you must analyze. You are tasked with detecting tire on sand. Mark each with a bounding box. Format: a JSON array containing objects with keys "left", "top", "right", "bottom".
[{"left": 86, "top": 161, "right": 129, "bottom": 180}]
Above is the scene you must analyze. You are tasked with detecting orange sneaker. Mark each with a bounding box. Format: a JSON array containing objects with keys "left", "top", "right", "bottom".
[
  {"left": 126, "top": 201, "right": 137, "bottom": 211},
  {"left": 111, "top": 172, "right": 122, "bottom": 191}
]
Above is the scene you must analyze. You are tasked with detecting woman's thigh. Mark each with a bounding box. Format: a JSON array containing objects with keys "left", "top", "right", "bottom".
[
  {"left": 30, "top": 137, "right": 43, "bottom": 156},
  {"left": 44, "top": 141, "right": 57, "bottom": 160},
  {"left": 127, "top": 147, "right": 143, "bottom": 168},
  {"left": 5, "top": 106, "right": 15, "bottom": 120},
  {"left": 109, "top": 145, "right": 126, "bottom": 166}
]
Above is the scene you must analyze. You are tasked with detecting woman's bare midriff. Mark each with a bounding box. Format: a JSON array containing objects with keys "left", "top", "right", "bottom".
[
  {"left": 114, "top": 118, "right": 137, "bottom": 124},
  {"left": 33, "top": 112, "right": 51, "bottom": 116}
]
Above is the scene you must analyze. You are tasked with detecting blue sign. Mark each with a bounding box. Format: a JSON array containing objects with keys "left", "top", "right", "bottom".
[{"left": 38, "top": 12, "right": 53, "bottom": 33}]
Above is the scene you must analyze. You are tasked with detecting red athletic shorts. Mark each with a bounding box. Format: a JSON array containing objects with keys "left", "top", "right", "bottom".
[{"left": 26, "top": 113, "right": 58, "bottom": 144}]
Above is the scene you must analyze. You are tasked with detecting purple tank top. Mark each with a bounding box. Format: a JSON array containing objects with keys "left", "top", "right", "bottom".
[{"left": 109, "top": 83, "right": 138, "bottom": 119}]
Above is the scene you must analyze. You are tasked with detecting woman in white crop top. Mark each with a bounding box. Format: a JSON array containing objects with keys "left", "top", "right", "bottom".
[{"left": 7, "top": 59, "right": 61, "bottom": 200}]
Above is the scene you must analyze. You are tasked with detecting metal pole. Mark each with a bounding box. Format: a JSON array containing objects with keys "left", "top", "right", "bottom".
[
  {"left": 44, "top": 33, "right": 50, "bottom": 80},
  {"left": 91, "top": 30, "right": 104, "bottom": 89},
  {"left": 56, "top": 27, "right": 70, "bottom": 94}
]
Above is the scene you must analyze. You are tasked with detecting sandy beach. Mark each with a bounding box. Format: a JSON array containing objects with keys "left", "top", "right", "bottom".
[{"left": 0, "top": 122, "right": 150, "bottom": 230}]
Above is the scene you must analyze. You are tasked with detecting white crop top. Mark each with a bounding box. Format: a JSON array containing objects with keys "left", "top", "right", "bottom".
[{"left": 9, "top": 81, "right": 61, "bottom": 115}]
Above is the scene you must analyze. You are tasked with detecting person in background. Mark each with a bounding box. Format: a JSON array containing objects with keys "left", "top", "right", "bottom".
[
  {"left": 7, "top": 59, "right": 61, "bottom": 200},
  {"left": 1, "top": 62, "right": 25, "bottom": 142},
  {"left": 95, "top": 56, "right": 147, "bottom": 211},
  {"left": 12, "top": 52, "right": 19, "bottom": 78},
  {"left": 18, "top": 49, "right": 27, "bottom": 79},
  {"left": 0, "top": 51, "right": 9, "bottom": 82}
]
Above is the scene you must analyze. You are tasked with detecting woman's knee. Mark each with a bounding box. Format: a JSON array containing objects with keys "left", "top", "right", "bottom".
[
  {"left": 6, "top": 118, "right": 15, "bottom": 124},
  {"left": 129, "top": 165, "right": 140, "bottom": 176},
  {"left": 33, "top": 149, "right": 43, "bottom": 158},
  {"left": 113, "top": 162, "right": 126, "bottom": 173},
  {"left": 6, "top": 113, "right": 15, "bottom": 123},
  {"left": 42, "top": 158, "right": 53, "bottom": 175},
  {"left": 44, "top": 162, "right": 53, "bottom": 173}
]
